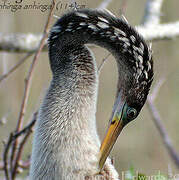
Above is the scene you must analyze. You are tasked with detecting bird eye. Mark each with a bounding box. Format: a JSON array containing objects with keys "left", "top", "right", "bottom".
[{"left": 127, "top": 107, "right": 137, "bottom": 120}]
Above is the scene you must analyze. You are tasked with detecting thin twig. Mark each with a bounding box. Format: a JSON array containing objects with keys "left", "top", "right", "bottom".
[
  {"left": 13, "top": 111, "right": 37, "bottom": 140},
  {"left": 12, "top": 118, "right": 35, "bottom": 177},
  {"left": 98, "top": 53, "right": 111, "bottom": 74},
  {"left": 149, "top": 77, "right": 165, "bottom": 102},
  {"left": 147, "top": 80, "right": 179, "bottom": 169},
  {"left": 10, "top": 1, "right": 56, "bottom": 179},
  {"left": 142, "top": 0, "right": 164, "bottom": 26},
  {"left": 0, "top": 111, "right": 37, "bottom": 174},
  {"left": 147, "top": 101, "right": 179, "bottom": 168},
  {"left": 3, "top": 133, "right": 13, "bottom": 180},
  {"left": 0, "top": 52, "right": 33, "bottom": 83}
]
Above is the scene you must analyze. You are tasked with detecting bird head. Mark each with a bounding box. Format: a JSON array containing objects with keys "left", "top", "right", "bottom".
[{"left": 99, "top": 21, "right": 153, "bottom": 170}]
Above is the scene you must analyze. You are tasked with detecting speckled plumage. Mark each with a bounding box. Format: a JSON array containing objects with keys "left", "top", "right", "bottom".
[{"left": 30, "top": 9, "right": 153, "bottom": 180}]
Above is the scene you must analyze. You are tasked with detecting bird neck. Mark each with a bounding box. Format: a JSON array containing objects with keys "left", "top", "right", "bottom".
[
  {"left": 30, "top": 45, "right": 102, "bottom": 179},
  {"left": 47, "top": 45, "right": 99, "bottom": 139},
  {"left": 48, "top": 45, "right": 99, "bottom": 139}
]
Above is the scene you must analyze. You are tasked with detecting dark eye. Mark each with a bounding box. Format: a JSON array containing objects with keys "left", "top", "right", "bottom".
[{"left": 127, "top": 107, "right": 137, "bottom": 120}]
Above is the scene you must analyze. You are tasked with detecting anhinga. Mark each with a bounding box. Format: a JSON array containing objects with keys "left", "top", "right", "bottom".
[{"left": 30, "top": 9, "right": 153, "bottom": 180}]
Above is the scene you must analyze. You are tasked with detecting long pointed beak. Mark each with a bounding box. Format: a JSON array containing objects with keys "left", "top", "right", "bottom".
[{"left": 99, "top": 95, "right": 126, "bottom": 170}]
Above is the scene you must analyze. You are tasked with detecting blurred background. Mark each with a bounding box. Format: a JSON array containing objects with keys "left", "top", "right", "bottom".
[{"left": 0, "top": 0, "right": 179, "bottom": 178}]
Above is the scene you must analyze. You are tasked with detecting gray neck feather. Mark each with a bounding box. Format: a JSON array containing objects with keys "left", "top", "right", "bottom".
[{"left": 30, "top": 45, "right": 105, "bottom": 179}]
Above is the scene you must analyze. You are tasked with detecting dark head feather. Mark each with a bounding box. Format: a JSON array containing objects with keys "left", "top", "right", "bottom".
[{"left": 48, "top": 8, "right": 153, "bottom": 113}]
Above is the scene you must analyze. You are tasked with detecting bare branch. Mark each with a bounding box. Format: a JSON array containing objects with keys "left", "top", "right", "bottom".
[
  {"left": 0, "top": 111, "right": 37, "bottom": 180},
  {"left": 10, "top": 1, "right": 56, "bottom": 179},
  {"left": 149, "top": 77, "right": 166, "bottom": 102},
  {"left": 137, "top": 21, "right": 179, "bottom": 41},
  {"left": 3, "top": 133, "right": 13, "bottom": 180},
  {"left": 147, "top": 80, "right": 179, "bottom": 169},
  {"left": 98, "top": 53, "right": 111, "bottom": 74},
  {"left": 0, "top": 53, "right": 33, "bottom": 84},
  {"left": 12, "top": 111, "right": 37, "bottom": 140},
  {"left": 0, "top": 33, "right": 44, "bottom": 52},
  {"left": 147, "top": 100, "right": 179, "bottom": 168},
  {"left": 12, "top": 113, "right": 36, "bottom": 177},
  {"left": 1, "top": 20, "right": 179, "bottom": 53},
  {"left": 142, "top": 0, "right": 164, "bottom": 26}
]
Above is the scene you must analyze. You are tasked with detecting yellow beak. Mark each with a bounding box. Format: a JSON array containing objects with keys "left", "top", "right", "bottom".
[{"left": 99, "top": 98, "right": 126, "bottom": 170}]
